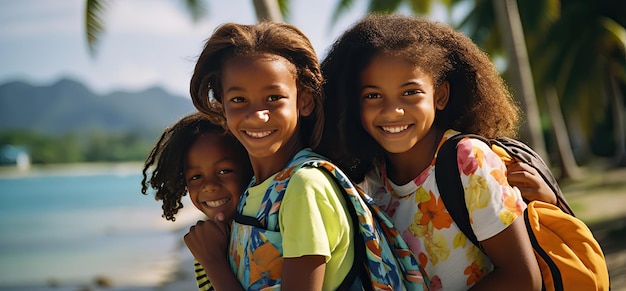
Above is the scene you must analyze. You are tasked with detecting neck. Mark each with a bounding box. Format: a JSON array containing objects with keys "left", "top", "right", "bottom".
[
  {"left": 385, "top": 127, "right": 444, "bottom": 185},
  {"left": 249, "top": 136, "right": 305, "bottom": 184}
]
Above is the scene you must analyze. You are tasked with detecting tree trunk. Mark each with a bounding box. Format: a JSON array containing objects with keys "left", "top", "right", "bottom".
[
  {"left": 609, "top": 76, "right": 626, "bottom": 166},
  {"left": 492, "top": 0, "right": 549, "bottom": 162},
  {"left": 545, "top": 87, "right": 583, "bottom": 180},
  {"left": 252, "top": 0, "right": 283, "bottom": 22}
]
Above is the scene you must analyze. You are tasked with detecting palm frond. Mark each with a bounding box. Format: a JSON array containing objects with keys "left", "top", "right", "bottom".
[
  {"left": 85, "top": 0, "right": 108, "bottom": 57},
  {"left": 277, "top": 0, "right": 290, "bottom": 21},
  {"left": 330, "top": 0, "right": 357, "bottom": 28},
  {"left": 182, "top": 0, "right": 207, "bottom": 23},
  {"left": 367, "top": 0, "right": 404, "bottom": 14}
]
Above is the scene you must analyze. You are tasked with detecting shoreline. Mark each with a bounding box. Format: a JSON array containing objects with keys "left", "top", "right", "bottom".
[{"left": 0, "top": 162, "right": 144, "bottom": 178}]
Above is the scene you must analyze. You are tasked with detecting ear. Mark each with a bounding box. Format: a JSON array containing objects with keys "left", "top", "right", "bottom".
[
  {"left": 298, "top": 91, "right": 315, "bottom": 117},
  {"left": 435, "top": 80, "right": 450, "bottom": 110}
]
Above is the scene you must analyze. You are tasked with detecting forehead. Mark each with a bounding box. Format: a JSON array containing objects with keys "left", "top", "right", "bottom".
[
  {"left": 362, "top": 53, "right": 434, "bottom": 82},
  {"left": 223, "top": 54, "right": 296, "bottom": 78},
  {"left": 189, "top": 133, "right": 238, "bottom": 156}
]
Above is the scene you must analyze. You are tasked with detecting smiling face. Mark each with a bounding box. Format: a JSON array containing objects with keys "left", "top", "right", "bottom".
[
  {"left": 184, "top": 132, "right": 251, "bottom": 221},
  {"left": 359, "top": 53, "right": 449, "bottom": 155},
  {"left": 221, "top": 54, "right": 314, "bottom": 168}
]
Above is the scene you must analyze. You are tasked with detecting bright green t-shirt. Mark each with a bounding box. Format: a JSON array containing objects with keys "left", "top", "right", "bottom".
[{"left": 243, "top": 167, "right": 354, "bottom": 290}]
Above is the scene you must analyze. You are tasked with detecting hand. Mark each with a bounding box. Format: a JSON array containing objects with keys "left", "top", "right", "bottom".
[
  {"left": 184, "top": 220, "right": 244, "bottom": 290},
  {"left": 506, "top": 162, "right": 557, "bottom": 205},
  {"left": 184, "top": 219, "right": 230, "bottom": 269}
]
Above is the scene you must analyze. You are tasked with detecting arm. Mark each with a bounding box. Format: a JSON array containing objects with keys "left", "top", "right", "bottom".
[
  {"left": 184, "top": 220, "right": 244, "bottom": 291},
  {"left": 469, "top": 217, "right": 542, "bottom": 290},
  {"left": 458, "top": 139, "right": 541, "bottom": 290},
  {"left": 506, "top": 161, "right": 557, "bottom": 205},
  {"left": 279, "top": 167, "right": 353, "bottom": 290},
  {"left": 281, "top": 255, "right": 326, "bottom": 291}
]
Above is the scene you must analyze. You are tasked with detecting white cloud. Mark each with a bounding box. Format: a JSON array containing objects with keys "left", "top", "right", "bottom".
[
  {"left": 108, "top": 0, "right": 205, "bottom": 37},
  {"left": 0, "top": 0, "right": 83, "bottom": 38}
]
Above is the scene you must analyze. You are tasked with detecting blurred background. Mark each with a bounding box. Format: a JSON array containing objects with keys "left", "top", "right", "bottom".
[{"left": 0, "top": 0, "right": 624, "bottom": 290}]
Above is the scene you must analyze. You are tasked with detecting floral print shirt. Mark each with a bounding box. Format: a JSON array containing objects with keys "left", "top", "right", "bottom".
[{"left": 360, "top": 130, "right": 526, "bottom": 290}]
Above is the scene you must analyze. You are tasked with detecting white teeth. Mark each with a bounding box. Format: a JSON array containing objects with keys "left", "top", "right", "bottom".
[
  {"left": 245, "top": 130, "right": 273, "bottom": 138},
  {"left": 204, "top": 197, "right": 230, "bottom": 208},
  {"left": 381, "top": 125, "right": 409, "bottom": 133}
]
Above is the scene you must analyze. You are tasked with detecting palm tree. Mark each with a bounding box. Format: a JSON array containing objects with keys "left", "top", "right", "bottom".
[
  {"left": 457, "top": 0, "right": 625, "bottom": 175},
  {"left": 531, "top": 0, "right": 626, "bottom": 168},
  {"left": 84, "top": 0, "right": 286, "bottom": 57},
  {"left": 491, "top": 0, "right": 548, "bottom": 161}
]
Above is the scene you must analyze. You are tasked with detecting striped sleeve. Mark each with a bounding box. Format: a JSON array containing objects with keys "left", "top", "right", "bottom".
[{"left": 194, "top": 259, "right": 215, "bottom": 291}]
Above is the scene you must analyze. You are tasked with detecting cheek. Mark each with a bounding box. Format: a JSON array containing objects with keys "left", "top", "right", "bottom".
[
  {"left": 360, "top": 106, "right": 375, "bottom": 128},
  {"left": 187, "top": 190, "right": 204, "bottom": 210}
]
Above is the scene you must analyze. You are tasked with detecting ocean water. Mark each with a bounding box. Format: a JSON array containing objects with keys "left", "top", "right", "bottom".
[{"left": 0, "top": 165, "right": 202, "bottom": 289}]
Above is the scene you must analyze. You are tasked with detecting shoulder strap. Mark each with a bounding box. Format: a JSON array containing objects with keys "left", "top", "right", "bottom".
[
  {"left": 435, "top": 133, "right": 484, "bottom": 248},
  {"left": 492, "top": 137, "right": 575, "bottom": 216},
  {"left": 301, "top": 159, "right": 428, "bottom": 291},
  {"left": 235, "top": 149, "right": 326, "bottom": 231}
]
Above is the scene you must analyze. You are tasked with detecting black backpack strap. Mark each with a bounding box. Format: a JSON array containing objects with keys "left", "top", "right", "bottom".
[
  {"left": 492, "top": 137, "right": 575, "bottom": 216},
  {"left": 435, "top": 133, "right": 484, "bottom": 249}
]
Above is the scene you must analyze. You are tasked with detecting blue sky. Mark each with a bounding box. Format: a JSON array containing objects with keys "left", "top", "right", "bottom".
[{"left": 0, "top": 0, "right": 382, "bottom": 98}]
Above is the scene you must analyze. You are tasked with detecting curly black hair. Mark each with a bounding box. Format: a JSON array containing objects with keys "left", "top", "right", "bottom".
[
  {"left": 140, "top": 112, "right": 248, "bottom": 221},
  {"left": 318, "top": 14, "right": 521, "bottom": 182}
]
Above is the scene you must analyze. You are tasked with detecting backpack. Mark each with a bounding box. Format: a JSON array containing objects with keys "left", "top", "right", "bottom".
[
  {"left": 242, "top": 151, "right": 429, "bottom": 291},
  {"left": 435, "top": 133, "right": 610, "bottom": 291}
]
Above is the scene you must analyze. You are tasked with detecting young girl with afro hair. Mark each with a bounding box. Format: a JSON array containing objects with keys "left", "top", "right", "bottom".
[{"left": 319, "top": 14, "right": 543, "bottom": 290}]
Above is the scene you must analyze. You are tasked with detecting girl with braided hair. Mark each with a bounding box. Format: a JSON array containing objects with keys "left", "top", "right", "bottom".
[{"left": 141, "top": 112, "right": 252, "bottom": 290}]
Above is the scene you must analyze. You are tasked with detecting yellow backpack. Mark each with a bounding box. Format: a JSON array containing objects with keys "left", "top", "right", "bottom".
[
  {"left": 525, "top": 201, "right": 609, "bottom": 291},
  {"left": 435, "top": 133, "right": 610, "bottom": 291}
]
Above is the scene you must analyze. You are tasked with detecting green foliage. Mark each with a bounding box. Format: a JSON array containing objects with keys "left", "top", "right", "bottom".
[{"left": 0, "top": 130, "right": 155, "bottom": 164}]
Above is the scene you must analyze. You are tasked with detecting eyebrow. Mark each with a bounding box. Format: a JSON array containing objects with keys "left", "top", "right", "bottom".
[
  {"left": 361, "top": 81, "right": 423, "bottom": 90},
  {"left": 225, "top": 84, "right": 287, "bottom": 94}
]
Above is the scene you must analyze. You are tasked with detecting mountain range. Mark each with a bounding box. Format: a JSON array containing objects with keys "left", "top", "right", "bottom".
[{"left": 0, "top": 78, "right": 196, "bottom": 135}]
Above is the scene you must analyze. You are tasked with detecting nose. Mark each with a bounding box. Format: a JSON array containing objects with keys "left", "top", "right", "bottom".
[
  {"left": 201, "top": 180, "right": 220, "bottom": 193},
  {"left": 253, "top": 109, "right": 270, "bottom": 122},
  {"left": 381, "top": 99, "right": 404, "bottom": 117}
]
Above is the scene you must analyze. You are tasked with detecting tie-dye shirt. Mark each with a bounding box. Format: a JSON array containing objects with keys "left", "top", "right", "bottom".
[{"left": 360, "top": 129, "right": 526, "bottom": 291}]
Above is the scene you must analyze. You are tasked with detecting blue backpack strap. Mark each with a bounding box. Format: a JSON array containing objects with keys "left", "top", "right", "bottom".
[
  {"left": 236, "top": 149, "right": 429, "bottom": 290},
  {"left": 301, "top": 159, "right": 429, "bottom": 291},
  {"left": 235, "top": 149, "right": 327, "bottom": 230}
]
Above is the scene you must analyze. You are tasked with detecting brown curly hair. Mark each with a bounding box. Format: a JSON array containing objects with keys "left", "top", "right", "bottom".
[
  {"left": 319, "top": 14, "right": 521, "bottom": 182},
  {"left": 189, "top": 21, "right": 325, "bottom": 148},
  {"left": 140, "top": 112, "right": 250, "bottom": 221}
]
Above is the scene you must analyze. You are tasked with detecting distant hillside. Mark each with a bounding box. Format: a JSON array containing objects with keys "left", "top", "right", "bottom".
[{"left": 0, "top": 78, "right": 196, "bottom": 135}]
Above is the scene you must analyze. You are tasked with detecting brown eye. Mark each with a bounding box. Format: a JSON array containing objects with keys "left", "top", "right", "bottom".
[
  {"left": 363, "top": 93, "right": 381, "bottom": 99},
  {"left": 267, "top": 95, "right": 284, "bottom": 101},
  {"left": 230, "top": 96, "right": 245, "bottom": 103},
  {"left": 403, "top": 89, "right": 421, "bottom": 96},
  {"left": 218, "top": 169, "right": 233, "bottom": 175}
]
